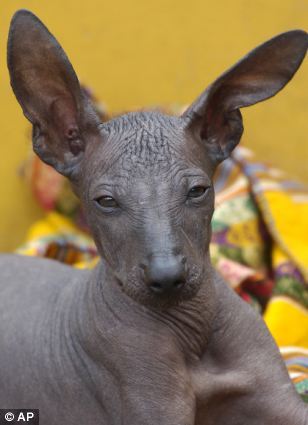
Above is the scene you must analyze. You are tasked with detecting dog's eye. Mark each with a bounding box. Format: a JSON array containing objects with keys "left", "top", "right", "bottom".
[
  {"left": 187, "top": 186, "right": 209, "bottom": 199},
  {"left": 95, "top": 196, "right": 118, "bottom": 208}
]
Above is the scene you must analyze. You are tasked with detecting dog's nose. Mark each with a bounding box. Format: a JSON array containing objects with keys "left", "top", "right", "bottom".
[{"left": 143, "top": 255, "right": 187, "bottom": 294}]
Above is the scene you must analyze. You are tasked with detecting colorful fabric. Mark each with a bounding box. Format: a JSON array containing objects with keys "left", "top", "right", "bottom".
[
  {"left": 280, "top": 346, "right": 308, "bottom": 403},
  {"left": 17, "top": 212, "right": 97, "bottom": 269},
  {"left": 17, "top": 102, "right": 308, "bottom": 401}
]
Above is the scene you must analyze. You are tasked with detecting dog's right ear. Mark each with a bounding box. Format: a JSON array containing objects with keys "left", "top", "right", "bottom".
[
  {"left": 182, "top": 30, "right": 307, "bottom": 164},
  {"left": 7, "top": 10, "right": 100, "bottom": 178}
]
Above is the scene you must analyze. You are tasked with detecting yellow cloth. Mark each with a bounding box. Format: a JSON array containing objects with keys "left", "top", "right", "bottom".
[
  {"left": 264, "top": 296, "right": 308, "bottom": 348},
  {"left": 263, "top": 191, "right": 308, "bottom": 281}
]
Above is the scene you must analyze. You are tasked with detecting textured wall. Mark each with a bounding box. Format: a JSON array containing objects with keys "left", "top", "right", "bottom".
[{"left": 0, "top": 0, "right": 307, "bottom": 251}]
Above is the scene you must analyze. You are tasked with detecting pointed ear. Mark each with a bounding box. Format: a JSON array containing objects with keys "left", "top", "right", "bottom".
[
  {"left": 7, "top": 10, "right": 100, "bottom": 177},
  {"left": 182, "top": 30, "right": 307, "bottom": 163}
]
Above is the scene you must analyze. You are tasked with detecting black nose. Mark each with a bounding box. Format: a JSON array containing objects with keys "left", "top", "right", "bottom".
[{"left": 144, "top": 255, "right": 186, "bottom": 294}]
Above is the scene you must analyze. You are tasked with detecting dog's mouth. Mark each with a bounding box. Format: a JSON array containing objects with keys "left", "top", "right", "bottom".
[{"left": 118, "top": 264, "right": 204, "bottom": 309}]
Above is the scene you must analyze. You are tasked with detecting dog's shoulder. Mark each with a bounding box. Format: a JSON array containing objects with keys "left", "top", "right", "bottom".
[{"left": 0, "top": 253, "right": 88, "bottom": 293}]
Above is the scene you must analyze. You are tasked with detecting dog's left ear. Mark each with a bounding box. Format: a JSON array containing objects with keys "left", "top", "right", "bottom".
[
  {"left": 183, "top": 30, "right": 307, "bottom": 163},
  {"left": 7, "top": 10, "right": 101, "bottom": 178}
]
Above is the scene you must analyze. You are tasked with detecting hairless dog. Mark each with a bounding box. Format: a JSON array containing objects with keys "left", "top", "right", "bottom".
[{"left": 0, "top": 9, "right": 307, "bottom": 425}]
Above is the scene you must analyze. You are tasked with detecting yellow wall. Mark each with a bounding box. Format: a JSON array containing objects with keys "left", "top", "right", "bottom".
[{"left": 0, "top": 0, "right": 307, "bottom": 251}]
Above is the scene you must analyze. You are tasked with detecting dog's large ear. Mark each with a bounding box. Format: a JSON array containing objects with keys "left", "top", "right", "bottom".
[
  {"left": 7, "top": 10, "right": 100, "bottom": 177},
  {"left": 183, "top": 30, "right": 307, "bottom": 163}
]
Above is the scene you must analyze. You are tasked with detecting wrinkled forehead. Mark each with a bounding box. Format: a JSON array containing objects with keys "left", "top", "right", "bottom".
[{"left": 88, "top": 111, "right": 208, "bottom": 178}]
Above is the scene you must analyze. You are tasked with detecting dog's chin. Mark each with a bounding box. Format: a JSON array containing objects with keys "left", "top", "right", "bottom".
[{"left": 119, "top": 265, "right": 203, "bottom": 310}]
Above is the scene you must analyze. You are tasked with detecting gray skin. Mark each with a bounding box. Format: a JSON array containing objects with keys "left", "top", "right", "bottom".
[{"left": 0, "top": 9, "right": 307, "bottom": 425}]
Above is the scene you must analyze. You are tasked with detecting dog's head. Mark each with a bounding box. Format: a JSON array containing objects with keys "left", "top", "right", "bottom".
[{"left": 7, "top": 10, "right": 307, "bottom": 307}]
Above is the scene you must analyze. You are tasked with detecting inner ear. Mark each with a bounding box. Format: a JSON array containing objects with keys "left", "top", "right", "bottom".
[
  {"left": 196, "top": 106, "right": 244, "bottom": 163},
  {"left": 49, "top": 96, "right": 84, "bottom": 155}
]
